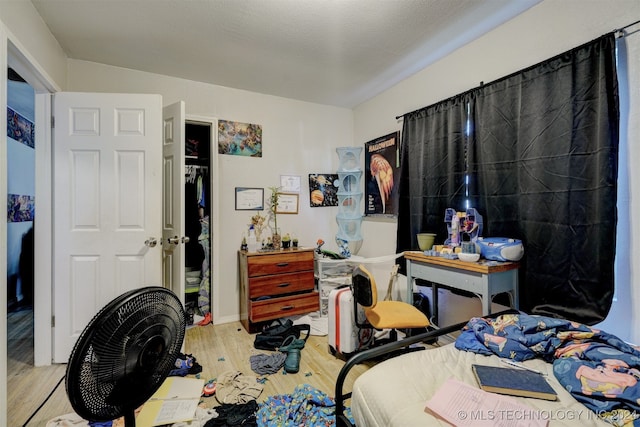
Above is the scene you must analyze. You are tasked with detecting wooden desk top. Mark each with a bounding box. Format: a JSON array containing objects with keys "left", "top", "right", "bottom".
[{"left": 404, "top": 251, "right": 519, "bottom": 274}]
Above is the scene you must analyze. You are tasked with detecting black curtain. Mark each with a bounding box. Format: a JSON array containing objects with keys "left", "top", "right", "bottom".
[
  {"left": 470, "top": 34, "right": 619, "bottom": 324},
  {"left": 396, "top": 94, "right": 470, "bottom": 256},
  {"left": 396, "top": 34, "right": 619, "bottom": 324}
]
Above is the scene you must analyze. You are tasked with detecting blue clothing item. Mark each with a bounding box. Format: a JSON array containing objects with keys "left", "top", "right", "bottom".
[
  {"left": 257, "top": 383, "right": 353, "bottom": 426},
  {"left": 198, "top": 216, "right": 210, "bottom": 315}
]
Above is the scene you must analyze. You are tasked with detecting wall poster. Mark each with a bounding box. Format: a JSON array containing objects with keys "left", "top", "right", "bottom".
[
  {"left": 364, "top": 131, "right": 400, "bottom": 217},
  {"left": 8, "top": 194, "right": 35, "bottom": 222},
  {"left": 308, "top": 174, "right": 339, "bottom": 207},
  {"left": 218, "top": 119, "right": 263, "bottom": 157},
  {"left": 7, "top": 107, "right": 34, "bottom": 148}
]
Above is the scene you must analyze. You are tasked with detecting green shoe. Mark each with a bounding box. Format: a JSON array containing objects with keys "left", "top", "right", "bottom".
[
  {"left": 278, "top": 336, "right": 306, "bottom": 352},
  {"left": 284, "top": 348, "right": 301, "bottom": 373}
]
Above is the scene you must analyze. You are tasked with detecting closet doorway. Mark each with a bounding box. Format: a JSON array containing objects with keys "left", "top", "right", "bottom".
[
  {"left": 163, "top": 105, "right": 219, "bottom": 329},
  {"left": 184, "top": 119, "right": 215, "bottom": 326}
]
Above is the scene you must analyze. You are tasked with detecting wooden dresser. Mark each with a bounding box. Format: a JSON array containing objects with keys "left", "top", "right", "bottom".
[{"left": 238, "top": 248, "right": 319, "bottom": 333}]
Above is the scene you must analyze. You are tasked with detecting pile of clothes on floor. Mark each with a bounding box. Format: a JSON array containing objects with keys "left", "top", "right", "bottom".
[
  {"left": 169, "top": 324, "right": 353, "bottom": 427},
  {"left": 196, "top": 373, "right": 349, "bottom": 427},
  {"left": 48, "top": 324, "right": 352, "bottom": 427}
]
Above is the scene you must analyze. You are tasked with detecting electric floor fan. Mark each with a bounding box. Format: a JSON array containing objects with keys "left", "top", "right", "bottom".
[{"left": 65, "top": 286, "right": 186, "bottom": 426}]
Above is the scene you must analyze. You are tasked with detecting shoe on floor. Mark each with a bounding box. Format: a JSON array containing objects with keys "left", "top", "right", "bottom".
[
  {"left": 284, "top": 348, "right": 301, "bottom": 373},
  {"left": 197, "top": 312, "right": 212, "bottom": 326},
  {"left": 278, "top": 335, "right": 305, "bottom": 352}
]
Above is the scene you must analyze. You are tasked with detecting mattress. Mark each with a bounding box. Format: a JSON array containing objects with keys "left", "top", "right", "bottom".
[{"left": 351, "top": 343, "right": 611, "bottom": 426}]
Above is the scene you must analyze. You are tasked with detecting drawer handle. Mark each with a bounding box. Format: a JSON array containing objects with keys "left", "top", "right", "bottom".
[
  {"left": 277, "top": 283, "right": 291, "bottom": 288},
  {"left": 281, "top": 305, "right": 295, "bottom": 311},
  {"left": 276, "top": 262, "right": 289, "bottom": 267}
]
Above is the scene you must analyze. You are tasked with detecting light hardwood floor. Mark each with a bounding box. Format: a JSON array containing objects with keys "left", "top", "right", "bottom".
[{"left": 9, "top": 311, "right": 380, "bottom": 426}]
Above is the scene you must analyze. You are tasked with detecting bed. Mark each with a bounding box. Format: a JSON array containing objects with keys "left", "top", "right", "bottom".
[{"left": 335, "top": 312, "right": 640, "bottom": 427}]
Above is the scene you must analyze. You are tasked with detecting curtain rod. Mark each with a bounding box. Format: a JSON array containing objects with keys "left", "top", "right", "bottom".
[
  {"left": 618, "top": 18, "right": 640, "bottom": 33},
  {"left": 616, "top": 18, "right": 640, "bottom": 38},
  {"left": 396, "top": 18, "right": 640, "bottom": 121}
]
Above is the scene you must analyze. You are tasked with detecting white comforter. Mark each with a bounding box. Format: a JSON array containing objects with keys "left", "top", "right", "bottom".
[{"left": 351, "top": 343, "right": 611, "bottom": 426}]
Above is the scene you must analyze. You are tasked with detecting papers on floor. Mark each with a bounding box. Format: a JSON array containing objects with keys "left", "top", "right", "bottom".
[
  {"left": 136, "top": 376, "right": 205, "bottom": 427},
  {"left": 425, "top": 377, "right": 548, "bottom": 427}
]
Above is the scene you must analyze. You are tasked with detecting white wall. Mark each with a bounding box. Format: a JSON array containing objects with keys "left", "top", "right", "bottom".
[
  {"left": 1, "top": 0, "right": 69, "bottom": 423},
  {"left": 66, "top": 60, "right": 354, "bottom": 323},
  {"left": 0, "top": 0, "right": 67, "bottom": 91},
  {"left": 353, "top": 0, "right": 640, "bottom": 339}
]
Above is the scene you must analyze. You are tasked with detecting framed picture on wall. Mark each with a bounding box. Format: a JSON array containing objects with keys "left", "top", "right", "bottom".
[
  {"left": 280, "top": 175, "right": 301, "bottom": 193},
  {"left": 276, "top": 193, "right": 299, "bottom": 214},
  {"left": 235, "top": 187, "right": 264, "bottom": 210}
]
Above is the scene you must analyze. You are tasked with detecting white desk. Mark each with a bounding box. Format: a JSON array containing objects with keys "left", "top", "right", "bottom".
[{"left": 404, "top": 251, "right": 519, "bottom": 325}]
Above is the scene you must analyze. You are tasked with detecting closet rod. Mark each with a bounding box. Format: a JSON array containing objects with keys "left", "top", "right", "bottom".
[{"left": 185, "top": 165, "right": 209, "bottom": 171}]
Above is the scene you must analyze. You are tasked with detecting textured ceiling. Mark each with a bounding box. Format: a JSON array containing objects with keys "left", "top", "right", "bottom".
[{"left": 31, "top": 0, "right": 540, "bottom": 108}]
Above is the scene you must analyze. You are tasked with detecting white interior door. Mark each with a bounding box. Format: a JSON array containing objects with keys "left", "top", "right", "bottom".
[
  {"left": 52, "top": 92, "right": 163, "bottom": 363},
  {"left": 162, "top": 101, "right": 186, "bottom": 305}
]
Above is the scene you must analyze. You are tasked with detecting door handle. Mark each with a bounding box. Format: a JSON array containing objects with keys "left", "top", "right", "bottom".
[
  {"left": 166, "top": 236, "right": 190, "bottom": 245},
  {"left": 144, "top": 237, "right": 158, "bottom": 247}
]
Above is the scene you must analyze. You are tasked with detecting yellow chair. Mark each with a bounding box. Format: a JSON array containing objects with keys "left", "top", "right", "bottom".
[{"left": 351, "top": 264, "right": 429, "bottom": 335}]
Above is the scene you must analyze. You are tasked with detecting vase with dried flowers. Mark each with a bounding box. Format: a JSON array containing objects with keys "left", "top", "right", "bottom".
[
  {"left": 249, "top": 212, "right": 267, "bottom": 244},
  {"left": 268, "top": 186, "right": 282, "bottom": 250}
]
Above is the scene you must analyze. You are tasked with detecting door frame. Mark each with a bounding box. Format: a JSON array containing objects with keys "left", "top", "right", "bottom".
[
  {"left": 1, "top": 36, "right": 58, "bottom": 427},
  {"left": 3, "top": 45, "right": 221, "bottom": 365},
  {"left": 185, "top": 115, "right": 220, "bottom": 324},
  {"left": 7, "top": 40, "right": 59, "bottom": 367}
]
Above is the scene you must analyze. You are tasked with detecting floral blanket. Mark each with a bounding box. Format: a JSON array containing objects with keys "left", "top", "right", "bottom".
[
  {"left": 455, "top": 312, "right": 640, "bottom": 426},
  {"left": 256, "top": 383, "right": 353, "bottom": 426}
]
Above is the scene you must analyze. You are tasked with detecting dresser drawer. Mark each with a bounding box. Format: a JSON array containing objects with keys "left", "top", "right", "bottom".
[
  {"left": 250, "top": 291, "right": 320, "bottom": 323},
  {"left": 247, "top": 251, "right": 313, "bottom": 277},
  {"left": 239, "top": 248, "right": 318, "bottom": 333},
  {"left": 249, "top": 270, "right": 315, "bottom": 299}
]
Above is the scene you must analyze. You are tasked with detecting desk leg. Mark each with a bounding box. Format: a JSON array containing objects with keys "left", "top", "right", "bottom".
[
  {"left": 432, "top": 284, "right": 439, "bottom": 326},
  {"left": 482, "top": 295, "right": 491, "bottom": 316},
  {"left": 406, "top": 260, "right": 414, "bottom": 304},
  {"left": 482, "top": 280, "right": 491, "bottom": 316},
  {"left": 484, "top": 270, "right": 519, "bottom": 315},
  {"left": 513, "top": 271, "right": 519, "bottom": 310}
]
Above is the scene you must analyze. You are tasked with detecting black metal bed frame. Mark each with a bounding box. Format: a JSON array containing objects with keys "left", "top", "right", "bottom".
[{"left": 334, "top": 320, "right": 469, "bottom": 427}]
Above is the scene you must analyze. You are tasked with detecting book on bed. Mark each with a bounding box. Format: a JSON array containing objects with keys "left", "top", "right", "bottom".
[{"left": 472, "top": 364, "right": 558, "bottom": 401}]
